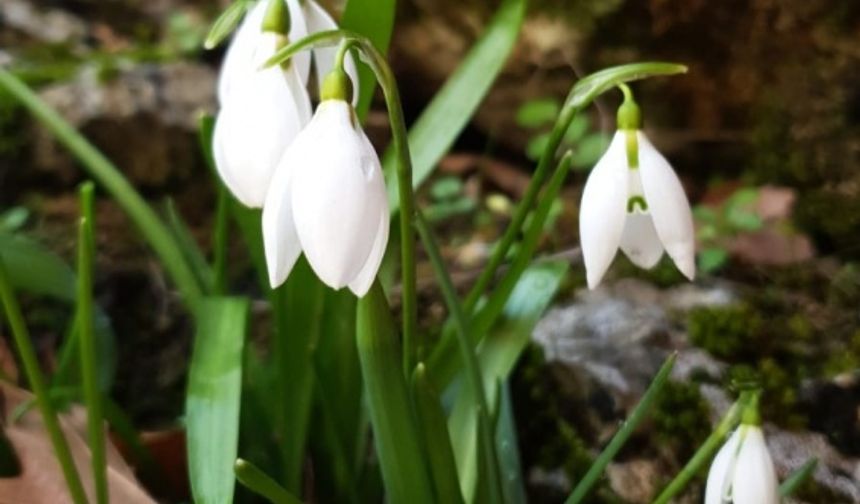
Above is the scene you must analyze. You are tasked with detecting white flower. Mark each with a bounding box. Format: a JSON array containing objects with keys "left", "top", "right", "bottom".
[
  {"left": 213, "top": 0, "right": 312, "bottom": 208},
  {"left": 300, "top": 0, "right": 360, "bottom": 105},
  {"left": 705, "top": 425, "right": 779, "bottom": 504},
  {"left": 579, "top": 130, "right": 695, "bottom": 288},
  {"left": 262, "top": 99, "right": 389, "bottom": 296}
]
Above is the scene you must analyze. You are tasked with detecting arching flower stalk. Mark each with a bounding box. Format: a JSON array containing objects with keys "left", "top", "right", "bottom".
[
  {"left": 213, "top": 0, "right": 358, "bottom": 209},
  {"left": 263, "top": 63, "right": 389, "bottom": 296},
  {"left": 579, "top": 84, "right": 695, "bottom": 288},
  {"left": 705, "top": 395, "right": 779, "bottom": 504}
]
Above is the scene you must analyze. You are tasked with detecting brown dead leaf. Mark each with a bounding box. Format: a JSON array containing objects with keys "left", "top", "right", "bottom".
[
  {"left": 0, "top": 382, "right": 156, "bottom": 504},
  {"left": 730, "top": 228, "right": 815, "bottom": 266}
]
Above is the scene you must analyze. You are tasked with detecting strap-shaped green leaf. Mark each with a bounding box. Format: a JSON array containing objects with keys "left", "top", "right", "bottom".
[
  {"left": 187, "top": 296, "right": 249, "bottom": 504},
  {"left": 205, "top": 0, "right": 252, "bottom": 50},
  {"left": 383, "top": 0, "right": 526, "bottom": 212},
  {"left": 356, "top": 282, "right": 434, "bottom": 503}
]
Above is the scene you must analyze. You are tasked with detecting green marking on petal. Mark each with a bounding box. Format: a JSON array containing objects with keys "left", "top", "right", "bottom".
[
  {"left": 625, "top": 130, "right": 639, "bottom": 169},
  {"left": 627, "top": 195, "right": 648, "bottom": 213}
]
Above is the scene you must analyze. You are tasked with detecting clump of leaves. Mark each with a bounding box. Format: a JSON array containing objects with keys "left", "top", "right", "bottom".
[
  {"left": 694, "top": 187, "right": 764, "bottom": 273},
  {"left": 423, "top": 176, "right": 476, "bottom": 222},
  {"left": 515, "top": 98, "right": 608, "bottom": 169}
]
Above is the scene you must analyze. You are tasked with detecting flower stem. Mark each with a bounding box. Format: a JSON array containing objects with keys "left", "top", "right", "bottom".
[
  {"left": 652, "top": 393, "right": 751, "bottom": 504},
  {"left": 415, "top": 211, "right": 504, "bottom": 502},
  {"left": 461, "top": 97, "right": 579, "bottom": 314},
  {"left": 338, "top": 37, "right": 420, "bottom": 375},
  {"left": 0, "top": 255, "right": 88, "bottom": 504}
]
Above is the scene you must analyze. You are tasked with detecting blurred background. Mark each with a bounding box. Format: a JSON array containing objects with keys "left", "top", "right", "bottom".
[{"left": 0, "top": 0, "right": 858, "bottom": 502}]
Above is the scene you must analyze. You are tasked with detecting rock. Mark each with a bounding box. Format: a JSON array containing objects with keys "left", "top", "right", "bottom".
[
  {"left": 0, "top": 0, "right": 87, "bottom": 45},
  {"left": 32, "top": 62, "right": 216, "bottom": 188},
  {"left": 606, "top": 459, "right": 662, "bottom": 504}
]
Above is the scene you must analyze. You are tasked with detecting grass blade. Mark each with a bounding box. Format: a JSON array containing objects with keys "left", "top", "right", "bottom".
[
  {"left": 411, "top": 364, "right": 465, "bottom": 504},
  {"left": 186, "top": 297, "right": 249, "bottom": 504},
  {"left": 0, "top": 254, "right": 88, "bottom": 504},
  {"left": 77, "top": 182, "right": 108, "bottom": 504},
  {"left": 356, "top": 281, "right": 434, "bottom": 503},
  {"left": 779, "top": 458, "right": 817, "bottom": 497},
  {"left": 384, "top": 0, "right": 526, "bottom": 212},
  {"left": 235, "top": 458, "right": 303, "bottom": 504},
  {"left": 565, "top": 353, "right": 678, "bottom": 504},
  {"left": 0, "top": 68, "right": 202, "bottom": 308}
]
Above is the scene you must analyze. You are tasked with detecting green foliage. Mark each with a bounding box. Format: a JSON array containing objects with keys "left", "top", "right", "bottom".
[
  {"left": 517, "top": 98, "right": 608, "bottom": 169},
  {"left": 688, "top": 304, "right": 764, "bottom": 360},
  {"left": 651, "top": 381, "right": 710, "bottom": 458},
  {"left": 693, "top": 186, "right": 764, "bottom": 273},
  {"left": 424, "top": 176, "right": 476, "bottom": 222}
]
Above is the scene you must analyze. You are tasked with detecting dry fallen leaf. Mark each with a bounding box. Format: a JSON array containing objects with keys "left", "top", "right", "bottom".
[{"left": 0, "top": 382, "right": 156, "bottom": 504}]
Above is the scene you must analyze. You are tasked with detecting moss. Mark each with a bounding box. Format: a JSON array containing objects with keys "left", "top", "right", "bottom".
[
  {"left": 651, "top": 381, "right": 711, "bottom": 459},
  {"left": 688, "top": 303, "right": 764, "bottom": 360},
  {"left": 828, "top": 263, "right": 860, "bottom": 308},
  {"left": 823, "top": 329, "right": 860, "bottom": 376}
]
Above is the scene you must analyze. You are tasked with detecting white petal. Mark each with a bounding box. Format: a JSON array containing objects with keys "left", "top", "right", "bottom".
[
  {"left": 213, "top": 64, "right": 310, "bottom": 208},
  {"left": 262, "top": 157, "right": 302, "bottom": 288},
  {"left": 217, "top": 0, "right": 267, "bottom": 103},
  {"left": 733, "top": 427, "right": 779, "bottom": 504},
  {"left": 303, "top": 0, "right": 360, "bottom": 105},
  {"left": 705, "top": 428, "right": 743, "bottom": 504},
  {"left": 579, "top": 131, "right": 629, "bottom": 289},
  {"left": 290, "top": 101, "right": 387, "bottom": 289},
  {"left": 638, "top": 131, "right": 696, "bottom": 280},
  {"left": 348, "top": 209, "right": 389, "bottom": 296},
  {"left": 217, "top": 0, "right": 311, "bottom": 103},
  {"left": 619, "top": 213, "right": 664, "bottom": 268}
]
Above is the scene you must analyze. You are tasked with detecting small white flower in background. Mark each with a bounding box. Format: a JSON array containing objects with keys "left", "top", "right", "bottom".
[
  {"left": 579, "top": 85, "right": 695, "bottom": 289},
  {"left": 213, "top": 0, "right": 359, "bottom": 209},
  {"left": 213, "top": 0, "right": 311, "bottom": 208},
  {"left": 705, "top": 423, "right": 779, "bottom": 504},
  {"left": 263, "top": 68, "right": 389, "bottom": 296}
]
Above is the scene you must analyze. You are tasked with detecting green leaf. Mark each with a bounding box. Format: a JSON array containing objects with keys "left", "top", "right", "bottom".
[
  {"left": 76, "top": 182, "right": 108, "bottom": 504},
  {"left": 563, "top": 114, "right": 590, "bottom": 143},
  {"left": 565, "top": 354, "right": 677, "bottom": 504},
  {"left": 274, "top": 258, "right": 326, "bottom": 492},
  {"left": 235, "top": 458, "right": 303, "bottom": 504},
  {"left": 341, "top": 0, "right": 397, "bottom": 118},
  {"left": 384, "top": 0, "right": 526, "bottom": 212},
  {"left": 525, "top": 132, "right": 551, "bottom": 161},
  {"left": 204, "top": 0, "right": 251, "bottom": 50},
  {"left": 449, "top": 261, "right": 568, "bottom": 502},
  {"left": 0, "top": 207, "right": 29, "bottom": 232},
  {"left": 356, "top": 281, "right": 434, "bottom": 504},
  {"left": 187, "top": 296, "right": 249, "bottom": 504},
  {"left": 570, "top": 133, "right": 609, "bottom": 169},
  {"left": 698, "top": 247, "right": 728, "bottom": 273},
  {"left": 495, "top": 383, "right": 527, "bottom": 504},
  {"left": 515, "top": 98, "right": 560, "bottom": 128},
  {"left": 165, "top": 198, "right": 215, "bottom": 294},
  {"left": 411, "top": 364, "right": 464, "bottom": 504},
  {"left": 430, "top": 176, "right": 464, "bottom": 201},
  {"left": 566, "top": 62, "right": 688, "bottom": 110},
  {"left": 0, "top": 231, "right": 116, "bottom": 391},
  {"left": 0, "top": 68, "right": 203, "bottom": 308},
  {"left": 726, "top": 209, "right": 763, "bottom": 232},
  {"left": 779, "top": 458, "right": 817, "bottom": 497}
]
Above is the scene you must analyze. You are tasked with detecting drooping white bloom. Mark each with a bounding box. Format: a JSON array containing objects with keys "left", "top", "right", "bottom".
[
  {"left": 262, "top": 99, "right": 389, "bottom": 296},
  {"left": 579, "top": 130, "right": 695, "bottom": 288},
  {"left": 213, "top": 0, "right": 312, "bottom": 208},
  {"left": 705, "top": 425, "right": 779, "bottom": 504},
  {"left": 300, "top": 0, "right": 360, "bottom": 105}
]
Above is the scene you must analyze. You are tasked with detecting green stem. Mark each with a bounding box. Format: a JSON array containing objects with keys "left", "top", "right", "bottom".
[
  {"left": 652, "top": 394, "right": 750, "bottom": 504},
  {"left": 462, "top": 102, "right": 579, "bottom": 314},
  {"left": 337, "top": 36, "right": 419, "bottom": 376},
  {"left": 565, "top": 353, "right": 676, "bottom": 504},
  {"left": 0, "top": 255, "right": 88, "bottom": 504},
  {"left": 198, "top": 113, "right": 229, "bottom": 295},
  {"left": 0, "top": 68, "right": 202, "bottom": 309},
  {"left": 779, "top": 458, "right": 817, "bottom": 497},
  {"left": 415, "top": 211, "right": 504, "bottom": 502},
  {"left": 235, "top": 459, "right": 303, "bottom": 504},
  {"left": 77, "top": 183, "right": 108, "bottom": 504}
]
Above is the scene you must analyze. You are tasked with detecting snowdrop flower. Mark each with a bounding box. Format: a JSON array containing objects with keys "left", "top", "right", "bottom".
[
  {"left": 705, "top": 398, "right": 779, "bottom": 504},
  {"left": 213, "top": 0, "right": 311, "bottom": 208},
  {"left": 299, "top": 0, "right": 360, "bottom": 105},
  {"left": 579, "top": 85, "right": 695, "bottom": 288},
  {"left": 262, "top": 68, "right": 389, "bottom": 296}
]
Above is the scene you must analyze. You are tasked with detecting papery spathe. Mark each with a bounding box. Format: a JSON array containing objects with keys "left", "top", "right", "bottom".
[
  {"left": 262, "top": 100, "right": 389, "bottom": 296},
  {"left": 579, "top": 130, "right": 695, "bottom": 288},
  {"left": 705, "top": 425, "right": 779, "bottom": 504}
]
